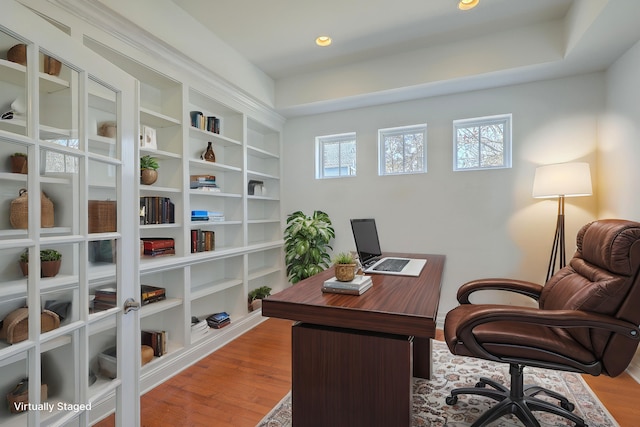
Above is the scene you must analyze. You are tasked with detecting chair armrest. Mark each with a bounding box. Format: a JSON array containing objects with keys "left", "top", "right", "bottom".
[
  {"left": 458, "top": 305, "right": 640, "bottom": 340},
  {"left": 457, "top": 279, "right": 544, "bottom": 304}
]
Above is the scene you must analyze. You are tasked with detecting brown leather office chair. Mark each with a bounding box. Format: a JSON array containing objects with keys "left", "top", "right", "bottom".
[{"left": 444, "top": 219, "right": 640, "bottom": 427}]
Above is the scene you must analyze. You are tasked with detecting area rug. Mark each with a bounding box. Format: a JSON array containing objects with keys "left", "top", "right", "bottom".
[{"left": 256, "top": 340, "right": 619, "bottom": 427}]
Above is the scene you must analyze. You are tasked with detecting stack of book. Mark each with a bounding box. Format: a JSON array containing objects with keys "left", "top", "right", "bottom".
[
  {"left": 191, "top": 316, "right": 209, "bottom": 341},
  {"left": 191, "top": 210, "right": 210, "bottom": 221},
  {"left": 141, "top": 329, "right": 167, "bottom": 357},
  {"left": 141, "top": 285, "right": 166, "bottom": 305},
  {"left": 190, "top": 229, "right": 215, "bottom": 253},
  {"left": 206, "top": 312, "right": 230, "bottom": 329},
  {"left": 322, "top": 275, "right": 373, "bottom": 295},
  {"left": 207, "top": 211, "right": 225, "bottom": 222},
  {"left": 141, "top": 238, "right": 175, "bottom": 257},
  {"left": 93, "top": 287, "right": 117, "bottom": 311},
  {"left": 190, "top": 210, "right": 225, "bottom": 222},
  {"left": 190, "top": 174, "right": 220, "bottom": 192}
]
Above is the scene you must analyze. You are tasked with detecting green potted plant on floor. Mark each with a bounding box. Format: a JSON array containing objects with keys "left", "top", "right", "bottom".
[
  {"left": 333, "top": 252, "right": 357, "bottom": 282},
  {"left": 19, "top": 248, "right": 62, "bottom": 277},
  {"left": 140, "top": 155, "right": 159, "bottom": 185},
  {"left": 284, "top": 210, "right": 335, "bottom": 284},
  {"left": 248, "top": 286, "right": 272, "bottom": 312}
]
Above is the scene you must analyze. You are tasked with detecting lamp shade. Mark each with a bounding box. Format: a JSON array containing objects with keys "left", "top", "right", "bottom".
[{"left": 532, "top": 162, "right": 592, "bottom": 198}]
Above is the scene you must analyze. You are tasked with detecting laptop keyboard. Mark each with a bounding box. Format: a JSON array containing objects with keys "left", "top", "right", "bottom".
[{"left": 372, "top": 258, "right": 410, "bottom": 272}]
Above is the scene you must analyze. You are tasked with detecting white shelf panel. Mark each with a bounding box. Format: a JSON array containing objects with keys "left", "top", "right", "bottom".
[
  {"left": 190, "top": 278, "right": 243, "bottom": 301},
  {"left": 247, "top": 195, "right": 280, "bottom": 201},
  {"left": 140, "top": 147, "right": 182, "bottom": 160},
  {"left": 248, "top": 265, "right": 281, "bottom": 281},
  {"left": 189, "top": 158, "right": 242, "bottom": 173},
  {"left": 247, "top": 145, "right": 279, "bottom": 159},
  {"left": 247, "top": 169, "right": 279, "bottom": 180},
  {"left": 140, "top": 107, "right": 181, "bottom": 128},
  {"left": 188, "top": 125, "right": 241, "bottom": 147},
  {"left": 140, "top": 297, "right": 183, "bottom": 318},
  {"left": 139, "top": 184, "right": 182, "bottom": 194},
  {"left": 189, "top": 189, "right": 242, "bottom": 198}
]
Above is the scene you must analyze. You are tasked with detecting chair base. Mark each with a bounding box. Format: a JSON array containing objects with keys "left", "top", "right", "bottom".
[{"left": 445, "top": 363, "right": 587, "bottom": 427}]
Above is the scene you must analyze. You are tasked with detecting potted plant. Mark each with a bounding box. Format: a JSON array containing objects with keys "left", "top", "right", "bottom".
[
  {"left": 284, "top": 210, "right": 335, "bottom": 284},
  {"left": 10, "top": 152, "right": 28, "bottom": 174},
  {"left": 19, "top": 248, "right": 62, "bottom": 277},
  {"left": 248, "top": 286, "right": 272, "bottom": 312},
  {"left": 333, "top": 252, "right": 357, "bottom": 282},
  {"left": 140, "top": 155, "right": 159, "bottom": 185}
]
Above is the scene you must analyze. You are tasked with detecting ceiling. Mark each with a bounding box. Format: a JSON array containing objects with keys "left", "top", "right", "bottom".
[
  {"left": 167, "top": 0, "right": 640, "bottom": 117},
  {"left": 53, "top": 0, "right": 640, "bottom": 118},
  {"left": 170, "top": 0, "right": 572, "bottom": 80}
]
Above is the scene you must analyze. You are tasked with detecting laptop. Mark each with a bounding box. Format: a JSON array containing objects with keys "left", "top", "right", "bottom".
[{"left": 350, "top": 218, "right": 427, "bottom": 276}]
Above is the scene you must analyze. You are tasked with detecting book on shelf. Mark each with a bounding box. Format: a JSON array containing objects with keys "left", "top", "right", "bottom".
[
  {"left": 206, "top": 312, "right": 230, "bottom": 329},
  {"left": 141, "top": 285, "right": 166, "bottom": 305},
  {"left": 93, "top": 287, "right": 118, "bottom": 310},
  {"left": 141, "top": 330, "right": 167, "bottom": 357},
  {"left": 190, "top": 180, "right": 218, "bottom": 190},
  {"left": 144, "top": 247, "right": 176, "bottom": 257},
  {"left": 322, "top": 275, "right": 373, "bottom": 295},
  {"left": 141, "top": 238, "right": 175, "bottom": 251},
  {"left": 139, "top": 196, "right": 175, "bottom": 225},
  {"left": 190, "top": 174, "right": 216, "bottom": 182},
  {"left": 191, "top": 229, "right": 215, "bottom": 253}
]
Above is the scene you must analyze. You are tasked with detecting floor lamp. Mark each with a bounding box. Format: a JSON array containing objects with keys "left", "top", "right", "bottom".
[{"left": 532, "top": 162, "right": 592, "bottom": 282}]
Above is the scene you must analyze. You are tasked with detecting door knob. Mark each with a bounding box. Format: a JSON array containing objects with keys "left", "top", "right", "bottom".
[{"left": 123, "top": 298, "right": 140, "bottom": 314}]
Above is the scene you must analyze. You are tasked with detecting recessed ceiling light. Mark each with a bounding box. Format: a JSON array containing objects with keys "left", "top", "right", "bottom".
[
  {"left": 315, "top": 36, "right": 332, "bottom": 47},
  {"left": 458, "top": 0, "right": 479, "bottom": 10}
]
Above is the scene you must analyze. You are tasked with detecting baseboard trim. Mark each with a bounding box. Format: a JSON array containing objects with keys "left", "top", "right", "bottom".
[{"left": 140, "top": 311, "right": 267, "bottom": 394}]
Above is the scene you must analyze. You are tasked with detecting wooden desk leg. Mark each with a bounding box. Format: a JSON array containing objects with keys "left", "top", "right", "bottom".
[
  {"left": 413, "top": 336, "right": 432, "bottom": 379},
  {"left": 292, "top": 323, "right": 412, "bottom": 427}
]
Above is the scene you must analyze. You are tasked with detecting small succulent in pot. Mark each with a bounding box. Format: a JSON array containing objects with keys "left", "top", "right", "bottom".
[
  {"left": 333, "top": 252, "right": 357, "bottom": 282},
  {"left": 19, "top": 248, "right": 62, "bottom": 277}
]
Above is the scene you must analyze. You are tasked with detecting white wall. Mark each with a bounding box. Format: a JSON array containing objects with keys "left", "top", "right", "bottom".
[
  {"left": 602, "top": 39, "right": 640, "bottom": 381},
  {"left": 601, "top": 39, "right": 640, "bottom": 221},
  {"left": 282, "top": 73, "right": 603, "bottom": 324}
]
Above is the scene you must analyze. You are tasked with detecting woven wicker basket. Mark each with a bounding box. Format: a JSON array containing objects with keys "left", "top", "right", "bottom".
[
  {"left": 88, "top": 200, "right": 116, "bottom": 233},
  {"left": 0, "top": 308, "right": 60, "bottom": 344},
  {"left": 7, "top": 44, "right": 27, "bottom": 66},
  {"left": 6, "top": 379, "right": 48, "bottom": 413},
  {"left": 9, "top": 189, "right": 54, "bottom": 229}
]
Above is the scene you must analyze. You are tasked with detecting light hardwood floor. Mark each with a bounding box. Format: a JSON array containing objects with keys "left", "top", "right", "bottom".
[{"left": 96, "top": 318, "right": 640, "bottom": 427}]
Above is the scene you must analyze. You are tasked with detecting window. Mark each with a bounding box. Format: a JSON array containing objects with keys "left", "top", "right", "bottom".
[
  {"left": 378, "top": 124, "right": 427, "bottom": 175},
  {"left": 315, "top": 132, "right": 356, "bottom": 179},
  {"left": 453, "top": 114, "right": 511, "bottom": 171}
]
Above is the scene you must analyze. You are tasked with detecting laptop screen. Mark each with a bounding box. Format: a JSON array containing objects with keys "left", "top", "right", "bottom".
[{"left": 350, "top": 218, "right": 382, "bottom": 264}]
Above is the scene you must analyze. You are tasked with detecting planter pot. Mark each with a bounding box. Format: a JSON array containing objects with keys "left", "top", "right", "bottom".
[
  {"left": 19, "top": 260, "right": 61, "bottom": 277},
  {"left": 140, "top": 169, "right": 158, "bottom": 185},
  {"left": 249, "top": 299, "right": 263, "bottom": 312},
  {"left": 334, "top": 263, "right": 357, "bottom": 282},
  {"left": 10, "top": 156, "right": 28, "bottom": 174}
]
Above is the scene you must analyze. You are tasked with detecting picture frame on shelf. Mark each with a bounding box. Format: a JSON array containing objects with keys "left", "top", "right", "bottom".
[{"left": 141, "top": 125, "right": 157, "bottom": 149}]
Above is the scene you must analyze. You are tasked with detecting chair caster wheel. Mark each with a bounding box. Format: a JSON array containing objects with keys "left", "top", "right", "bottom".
[
  {"left": 560, "top": 401, "right": 575, "bottom": 411},
  {"left": 445, "top": 396, "right": 458, "bottom": 405}
]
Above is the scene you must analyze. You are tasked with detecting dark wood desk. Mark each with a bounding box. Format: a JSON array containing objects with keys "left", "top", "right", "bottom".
[{"left": 262, "top": 253, "right": 445, "bottom": 427}]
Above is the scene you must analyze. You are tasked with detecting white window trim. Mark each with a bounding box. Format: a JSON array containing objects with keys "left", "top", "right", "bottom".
[
  {"left": 315, "top": 132, "right": 357, "bottom": 179},
  {"left": 452, "top": 113, "right": 512, "bottom": 172},
  {"left": 378, "top": 124, "right": 427, "bottom": 176}
]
